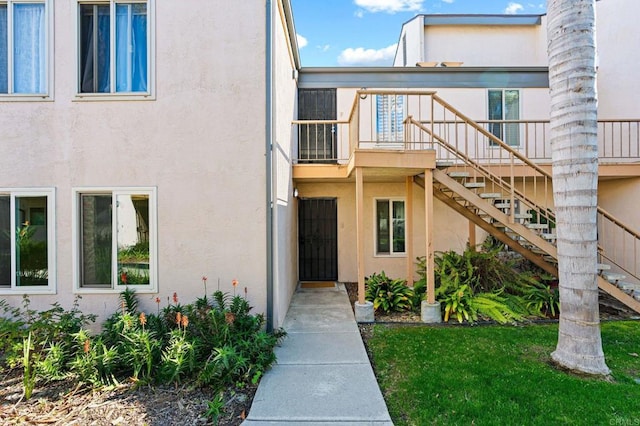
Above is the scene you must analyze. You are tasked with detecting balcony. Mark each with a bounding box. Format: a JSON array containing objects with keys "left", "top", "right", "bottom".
[{"left": 293, "top": 90, "right": 640, "bottom": 171}]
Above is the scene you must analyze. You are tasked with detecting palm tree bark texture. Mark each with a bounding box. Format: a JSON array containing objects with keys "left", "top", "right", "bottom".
[{"left": 547, "top": 0, "right": 610, "bottom": 376}]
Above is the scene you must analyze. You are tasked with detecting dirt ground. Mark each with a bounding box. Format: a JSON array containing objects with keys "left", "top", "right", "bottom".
[{"left": 0, "top": 366, "right": 255, "bottom": 425}]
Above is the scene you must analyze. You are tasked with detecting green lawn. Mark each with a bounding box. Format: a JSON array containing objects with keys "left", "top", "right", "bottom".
[{"left": 366, "top": 321, "right": 640, "bottom": 425}]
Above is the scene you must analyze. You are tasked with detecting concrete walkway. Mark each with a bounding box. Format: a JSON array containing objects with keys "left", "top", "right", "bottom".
[{"left": 243, "top": 283, "right": 393, "bottom": 425}]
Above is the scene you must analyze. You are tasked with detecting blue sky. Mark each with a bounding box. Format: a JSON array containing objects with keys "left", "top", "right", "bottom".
[{"left": 290, "top": 0, "right": 546, "bottom": 67}]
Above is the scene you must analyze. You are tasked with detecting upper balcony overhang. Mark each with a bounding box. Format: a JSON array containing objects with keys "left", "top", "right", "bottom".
[
  {"left": 298, "top": 67, "right": 549, "bottom": 89},
  {"left": 293, "top": 149, "right": 436, "bottom": 183}
]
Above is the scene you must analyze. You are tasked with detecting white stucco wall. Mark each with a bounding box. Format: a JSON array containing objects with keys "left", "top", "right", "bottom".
[
  {"left": 393, "top": 16, "right": 424, "bottom": 67},
  {"left": 0, "top": 0, "right": 270, "bottom": 323},
  {"left": 271, "top": 1, "right": 300, "bottom": 328}
]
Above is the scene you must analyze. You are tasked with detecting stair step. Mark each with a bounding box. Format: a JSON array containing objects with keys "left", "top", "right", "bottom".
[
  {"left": 541, "top": 233, "right": 557, "bottom": 240},
  {"left": 494, "top": 203, "right": 511, "bottom": 209},
  {"left": 514, "top": 213, "right": 533, "bottom": 220},
  {"left": 543, "top": 255, "right": 557, "bottom": 263},
  {"left": 603, "top": 272, "right": 626, "bottom": 283},
  {"left": 597, "top": 263, "right": 611, "bottom": 272},
  {"left": 480, "top": 193, "right": 502, "bottom": 199},
  {"left": 464, "top": 182, "right": 486, "bottom": 189},
  {"left": 449, "top": 172, "right": 470, "bottom": 178},
  {"left": 526, "top": 223, "right": 549, "bottom": 230},
  {"left": 618, "top": 282, "right": 640, "bottom": 291},
  {"left": 436, "top": 161, "right": 454, "bottom": 168}
]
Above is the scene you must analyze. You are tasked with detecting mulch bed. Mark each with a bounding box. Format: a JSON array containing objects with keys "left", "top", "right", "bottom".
[{"left": 0, "top": 365, "right": 255, "bottom": 425}]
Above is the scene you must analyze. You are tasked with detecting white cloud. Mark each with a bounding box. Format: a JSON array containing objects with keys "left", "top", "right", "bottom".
[
  {"left": 319, "top": 44, "right": 331, "bottom": 52},
  {"left": 297, "top": 34, "right": 308, "bottom": 49},
  {"left": 504, "top": 2, "right": 524, "bottom": 14},
  {"left": 442, "top": 0, "right": 454, "bottom": 4},
  {"left": 354, "top": 0, "right": 423, "bottom": 14},
  {"left": 337, "top": 44, "right": 397, "bottom": 66}
]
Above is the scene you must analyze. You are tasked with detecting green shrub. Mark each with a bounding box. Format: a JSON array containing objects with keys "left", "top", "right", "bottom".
[
  {"left": 0, "top": 281, "right": 285, "bottom": 400},
  {"left": 365, "top": 271, "right": 414, "bottom": 313},
  {"left": 428, "top": 246, "right": 538, "bottom": 324}
]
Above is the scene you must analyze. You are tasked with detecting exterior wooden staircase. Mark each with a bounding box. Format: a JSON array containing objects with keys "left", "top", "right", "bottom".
[{"left": 405, "top": 93, "right": 640, "bottom": 314}]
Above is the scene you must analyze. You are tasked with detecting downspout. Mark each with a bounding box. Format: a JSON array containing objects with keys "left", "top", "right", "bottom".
[{"left": 265, "top": 0, "right": 274, "bottom": 332}]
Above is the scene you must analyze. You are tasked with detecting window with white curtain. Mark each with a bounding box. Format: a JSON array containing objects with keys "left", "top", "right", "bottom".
[
  {"left": 0, "top": 0, "right": 49, "bottom": 95},
  {"left": 376, "top": 94, "right": 405, "bottom": 143},
  {"left": 78, "top": 1, "right": 150, "bottom": 95}
]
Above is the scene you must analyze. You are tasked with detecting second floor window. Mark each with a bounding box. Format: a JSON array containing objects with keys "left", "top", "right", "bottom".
[
  {"left": 488, "top": 89, "right": 520, "bottom": 146},
  {"left": 79, "top": 1, "right": 148, "bottom": 94},
  {"left": 376, "top": 95, "right": 405, "bottom": 143},
  {"left": 0, "top": 0, "right": 49, "bottom": 95}
]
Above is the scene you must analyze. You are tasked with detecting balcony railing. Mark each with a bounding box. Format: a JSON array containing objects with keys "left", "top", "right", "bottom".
[{"left": 292, "top": 90, "right": 640, "bottom": 164}]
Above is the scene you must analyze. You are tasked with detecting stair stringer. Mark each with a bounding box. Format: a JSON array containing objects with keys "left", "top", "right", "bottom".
[
  {"left": 433, "top": 169, "right": 557, "bottom": 256},
  {"left": 597, "top": 276, "right": 640, "bottom": 313},
  {"left": 432, "top": 188, "right": 558, "bottom": 276}
]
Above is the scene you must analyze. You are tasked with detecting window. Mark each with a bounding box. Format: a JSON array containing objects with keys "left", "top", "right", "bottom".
[
  {"left": 0, "top": 0, "right": 50, "bottom": 96},
  {"left": 376, "top": 94, "right": 405, "bottom": 142},
  {"left": 375, "top": 199, "right": 405, "bottom": 255},
  {"left": 73, "top": 188, "right": 157, "bottom": 292},
  {"left": 78, "top": 0, "right": 151, "bottom": 95},
  {"left": 0, "top": 189, "right": 55, "bottom": 293},
  {"left": 488, "top": 89, "right": 520, "bottom": 146}
]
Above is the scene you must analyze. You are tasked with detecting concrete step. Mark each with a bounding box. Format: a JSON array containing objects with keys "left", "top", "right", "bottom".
[
  {"left": 541, "top": 233, "right": 557, "bottom": 241},
  {"left": 526, "top": 223, "right": 549, "bottom": 230},
  {"left": 603, "top": 272, "right": 626, "bottom": 283},
  {"left": 464, "top": 182, "right": 486, "bottom": 189},
  {"left": 597, "top": 263, "right": 611, "bottom": 272},
  {"left": 436, "top": 161, "right": 454, "bottom": 168},
  {"left": 494, "top": 203, "right": 511, "bottom": 210},
  {"left": 449, "top": 172, "right": 470, "bottom": 178},
  {"left": 618, "top": 282, "right": 640, "bottom": 291},
  {"left": 480, "top": 192, "right": 502, "bottom": 199},
  {"left": 514, "top": 213, "right": 533, "bottom": 220}
]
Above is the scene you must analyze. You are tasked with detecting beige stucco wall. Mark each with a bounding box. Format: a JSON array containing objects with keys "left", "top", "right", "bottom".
[
  {"left": 0, "top": 1, "right": 271, "bottom": 324},
  {"left": 295, "top": 181, "right": 470, "bottom": 283},
  {"left": 423, "top": 23, "right": 547, "bottom": 67},
  {"left": 595, "top": 0, "right": 640, "bottom": 119}
]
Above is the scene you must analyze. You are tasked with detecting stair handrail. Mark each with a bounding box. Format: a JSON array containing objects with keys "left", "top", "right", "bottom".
[
  {"left": 408, "top": 116, "right": 555, "bottom": 226},
  {"left": 429, "top": 93, "right": 640, "bottom": 273}
]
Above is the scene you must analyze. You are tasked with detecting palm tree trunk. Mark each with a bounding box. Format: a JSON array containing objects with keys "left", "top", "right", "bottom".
[{"left": 548, "top": 0, "right": 609, "bottom": 376}]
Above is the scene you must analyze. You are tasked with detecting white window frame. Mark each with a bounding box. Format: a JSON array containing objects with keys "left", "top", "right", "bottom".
[
  {"left": 74, "top": 0, "right": 155, "bottom": 101},
  {"left": 374, "top": 198, "right": 406, "bottom": 257},
  {"left": 487, "top": 89, "right": 521, "bottom": 147},
  {"left": 72, "top": 187, "right": 158, "bottom": 293},
  {"left": 0, "top": 188, "right": 56, "bottom": 295},
  {"left": 0, "top": 0, "right": 54, "bottom": 101}
]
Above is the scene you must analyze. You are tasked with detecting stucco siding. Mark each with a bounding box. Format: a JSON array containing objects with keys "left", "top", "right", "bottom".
[{"left": 0, "top": 1, "right": 269, "bottom": 322}]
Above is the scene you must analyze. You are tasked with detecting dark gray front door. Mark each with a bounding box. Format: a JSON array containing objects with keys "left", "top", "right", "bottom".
[
  {"left": 298, "top": 198, "right": 338, "bottom": 281},
  {"left": 298, "top": 89, "right": 337, "bottom": 163}
]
